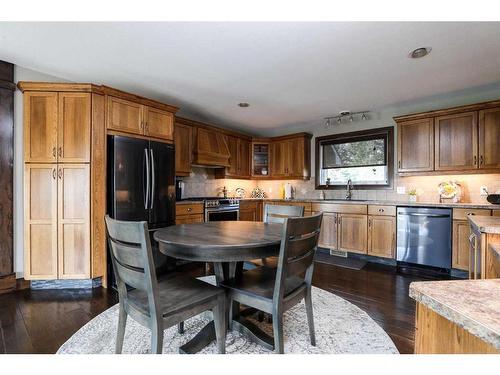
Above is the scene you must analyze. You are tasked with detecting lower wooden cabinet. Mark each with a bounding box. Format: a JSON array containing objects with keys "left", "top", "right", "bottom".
[
  {"left": 24, "top": 163, "right": 90, "bottom": 280},
  {"left": 239, "top": 201, "right": 262, "bottom": 221},
  {"left": 338, "top": 213, "right": 368, "bottom": 254},
  {"left": 452, "top": 220, "right": 471, "bottom": 271},
  {"left": 315, "top": 212, "right": 338, "bottom": 250},
  {"left": 175, "top": 202, "right": 204, "bottom": 224},
  {"left": 175, "top": 214, "right": 204, "bottom": 224},
  {"left": 367, "top": 215, "right": 396, "bottom": 259}
]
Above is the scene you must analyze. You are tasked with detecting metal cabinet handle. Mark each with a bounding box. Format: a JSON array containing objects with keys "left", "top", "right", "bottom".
[
  {"left": 480, "top": 155, "right": 484, "bottom": 166},
  {"left": 58, "top": 147, "right": 62, "bottom": 157},
  {"left": 52, "top": 168, "right": 56, "bottom": 179},
  {"left": 378, "top": 208, "right": 384, "bottom": 212},
  {"left": 58, "top": 168, "right": 62, "bottom": 179},
  {"left": 187, "top": 207, "right": 192, "bottom": 212},
  {"left": 398, "top": 160, "right": 401, "bottom": 169},
  {"left": 52, "top": 147, "right": 56, "bottom": 158},
  {"left": 368, "top": 218, "right": 371, "bottom": 227},
  {"left": 474, "top": 155, "right": 477, "bottom": 166},
  {"left": 145, "top": 122, "right": 149, "bottom": 134}
]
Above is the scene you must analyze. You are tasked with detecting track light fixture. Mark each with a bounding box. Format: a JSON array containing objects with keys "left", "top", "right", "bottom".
[{"left": 324, "top": 110, "right": 369, "bottom": 128}]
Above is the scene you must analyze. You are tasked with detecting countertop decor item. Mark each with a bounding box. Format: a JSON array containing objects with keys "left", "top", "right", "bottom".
[
  {"left": 438, "top": 181, "right": 462, "bottom": 203},
  {"left": 234, "top": 187, "right": 246, "bottom": 198},
  {"left": 251, "top": 187, "right": 266, "bottom": 199},
  {"left": 408, "top": 188, "right": 418, "bottom": 203}
]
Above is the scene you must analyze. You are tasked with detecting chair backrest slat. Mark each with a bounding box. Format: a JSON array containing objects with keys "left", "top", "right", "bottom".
[
  {"left": 273, "top": 213, "right": 323, "bottom": 302},
  {"left": 109, "top": 238, "right": 145, "bottom": 269},
  {"left": 263, "top": 204, "right": 304, "bottom": 224},
  {"left": 112, "top": 259, "right": 148, "bottom": 290}
]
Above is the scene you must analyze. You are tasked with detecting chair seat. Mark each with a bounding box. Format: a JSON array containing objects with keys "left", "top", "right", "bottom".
[
  {"left": 220, "top": 266, "right": 305, "bottom": 300},
  {"left": 128, "top": 273, "right": 224, "bottom": 318}
]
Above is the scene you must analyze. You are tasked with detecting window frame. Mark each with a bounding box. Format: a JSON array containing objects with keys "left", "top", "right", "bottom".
[{"left": 315, "top": 126, "right": 394, "bottom": 190}]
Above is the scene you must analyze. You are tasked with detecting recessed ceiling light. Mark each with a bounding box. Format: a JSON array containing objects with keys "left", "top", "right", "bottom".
[
  {"left": 238, "top": 102, "right": 250, "bottom": 108},
  {"left": 409, "top": 47, "right": 432, "bottom": 59}
]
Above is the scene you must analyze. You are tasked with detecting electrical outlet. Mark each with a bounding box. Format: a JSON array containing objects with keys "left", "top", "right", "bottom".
[
  {"left": 396, "top": 186, "right": 406, "bottom": 195},
  {"left": 480, "top": 186, "right": 489, "bottom": 196}
]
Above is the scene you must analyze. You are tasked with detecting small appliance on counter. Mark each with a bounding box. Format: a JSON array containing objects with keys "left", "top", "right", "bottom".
[
  {"left": 284, "top": 183, "right": 294, "bottom": 200},
  {"left": 175, "top": 179, "right": 184, "bottom": 201}
]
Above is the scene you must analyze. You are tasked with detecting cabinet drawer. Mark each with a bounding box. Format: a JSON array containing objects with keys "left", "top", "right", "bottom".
[
  {"left": 311, "top": 203, "right": 367, "bottom": 215},
  {"left": 240, "top": 201, "right": 259, "bottom": 210},
  {"left": 176, "top": 203, "right": 204, "bottom": 216},
  {"left": 493, "top": 210, "right": 500, "bottom": 217},
  {"left": 368, "top": 205, "right": 396, "bottom": 216},
  {"left": 175, "top": 214, "right": 204, "bottom": 224},
  {"left": 267, "top": 201, "right": 312, "bottom": 212},
  {"left": 452, "top": 208, "right": 491, "bottom": 221}
]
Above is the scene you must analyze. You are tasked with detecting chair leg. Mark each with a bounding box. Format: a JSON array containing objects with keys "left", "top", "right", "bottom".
[
  {"left": 151, "top": 322, "right": 164, "bottom": 354},
  {"left": 305, "top": 287, "right": 316, "bottom": 346},
  {"left": 178, "top": 322, "right": 184, "bottom": 334},
  {"left": 272, "top": 311, "right": 284, "bottom": 354},
  {"left": 115, "top": 304, "right": 127, "bottom": 354},
  {"left": 213, "top": 294, "right": 226, "bottom": 354}
]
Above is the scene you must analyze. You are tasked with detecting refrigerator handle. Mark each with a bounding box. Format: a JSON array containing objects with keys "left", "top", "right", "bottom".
[
  {"left": 150, "top": 148, "right": 155, "bottom": 209},
  {"left": 144, "top": 148, "right": 150, "bottom": 209}
]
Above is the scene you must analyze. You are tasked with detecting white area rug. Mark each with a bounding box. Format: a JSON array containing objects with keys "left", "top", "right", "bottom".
[{"left": 57, "top": 277, "right": 398, "bottom": 354}]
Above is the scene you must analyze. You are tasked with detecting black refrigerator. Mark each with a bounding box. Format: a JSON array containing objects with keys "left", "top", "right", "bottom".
[{"left": 107, "top": 135, "right": 175, "bottom": 286}]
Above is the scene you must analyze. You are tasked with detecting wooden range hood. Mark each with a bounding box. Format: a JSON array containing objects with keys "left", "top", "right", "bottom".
[{"left": 191, "top": 124, "right": 230, "bottom": 168}]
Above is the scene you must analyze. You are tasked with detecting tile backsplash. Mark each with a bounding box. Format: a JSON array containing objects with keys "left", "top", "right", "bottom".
[{"left": 179, "top": 168, "right": 500, "bottom": 204}]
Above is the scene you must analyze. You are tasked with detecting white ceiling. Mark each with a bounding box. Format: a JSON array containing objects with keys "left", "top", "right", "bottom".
[{"left": 1, "top": 22, "right": 500, "bottom": 134}]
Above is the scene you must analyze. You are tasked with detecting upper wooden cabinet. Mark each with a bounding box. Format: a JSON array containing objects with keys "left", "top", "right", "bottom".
[
  {"left": 107, "top": 97, "right": 174, "bottom": 141},
  {"left": 215, "top": 135, "right": 251, "bottom": 179},
  {"left": 174, "top": 121, "right": 193, "bottom": 176},
  {"left": 397, "top": 118, "right": 434, "bottom": 173},
  {"left": 395, "top": 100, "right": 500, "bottom": 175},
  {"left": 435, "top": 112, "right": 478, "bottom": 171},
  {"left": 24, "top": 91, "right": 91, "bottom": 163},
  {"left": 479, "top": 107, "right": 500, "bottom": 169},
  {"left": 270, "top": 133, "right": 312, "bottom": 179}
]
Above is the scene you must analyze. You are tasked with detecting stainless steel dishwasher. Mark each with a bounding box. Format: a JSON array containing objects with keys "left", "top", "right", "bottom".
[{"left": 396, "top": 207, "right": 452, "bottom": 269}]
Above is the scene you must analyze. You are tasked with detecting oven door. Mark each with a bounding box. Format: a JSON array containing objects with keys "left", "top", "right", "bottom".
[{"left": 205, "top": 208, "right": 239, "bottom": 222}]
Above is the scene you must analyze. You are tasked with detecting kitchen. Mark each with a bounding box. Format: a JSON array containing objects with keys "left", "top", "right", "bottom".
[{"left": 0, "top": 19, "right": 499, "bottom": 362}]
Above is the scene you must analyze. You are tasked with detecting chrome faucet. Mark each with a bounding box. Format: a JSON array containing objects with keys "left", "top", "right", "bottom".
[{"left": 345, "top": 179, "right": 353, "bottom": 200}]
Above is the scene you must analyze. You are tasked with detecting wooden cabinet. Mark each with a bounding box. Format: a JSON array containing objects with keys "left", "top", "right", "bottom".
[
  {"left": 174, "top": 121, "right": 192, "bottom": 176},
  {"left": 397, "top": 118, "right": 434, "bottom": 173},
  {"left": 57, "top": 164, "right": 90, "bottom": 279},
  {"left": 435, "top": 112, "right": 478, "bottom": 171},
  {"left": 144, "top": 106, "right": 174, "bottom": 140},
  {"left": 107, "top": 97, "right": 174, "bottom": 141},
  {"left": 270, "top": 134, "right": 311, "bottom": 179},
  {"left": 452, "top": 220, "right": 471, "bottom": 271},
  {"left": 368, "top": 215, "right": 395, "bottom": 258},
  {"left": 479, "top": 107, "right": 500, "bottom": 169},
  {"left": 251, "top": 141, "right": 270, "bottom": 178},
  {"left": 218, "top": 136, "right": 251, "bottom": 179},
  {"left": 175, "top": 203, "right": 204, "bottom": 224},
  {"left": 338, "top": 214, "right": 368, "bottom": 254},
  {"left": 24, "top": 164, "right": 58, "bottom": 279},
  {"left": 24, "top": 92, "right": 91, "bottom": 164},
  {"left": 239, "top": 201, "right": 262, "bottom": 221}
]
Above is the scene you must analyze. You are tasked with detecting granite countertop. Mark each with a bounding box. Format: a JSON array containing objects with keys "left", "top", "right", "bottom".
[
  {"left": 468, "top": 216, "right": 500, "bottom": 234},
  {"left": 490, "top": 244, "right": 500, "bottom": 262},
  {"left": 176, "top": 200, "right": 204, "bottom": 205},
  {"left": 410, "top": 279, "right": 500, "bottom": 349}
]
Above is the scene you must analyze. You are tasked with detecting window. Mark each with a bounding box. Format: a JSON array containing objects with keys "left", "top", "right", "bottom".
[{"left": 315, "top": 127, "right": 394, "bottom": 189}]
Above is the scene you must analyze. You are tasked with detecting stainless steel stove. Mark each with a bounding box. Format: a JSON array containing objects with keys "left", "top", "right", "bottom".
[{"left": 181, "top": 197, "right": 240, "bottom": 222}]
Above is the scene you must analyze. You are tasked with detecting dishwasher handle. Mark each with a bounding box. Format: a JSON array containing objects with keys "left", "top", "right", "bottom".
[{"left": 398, "top": 212, "right": 450, "bottom": 218}]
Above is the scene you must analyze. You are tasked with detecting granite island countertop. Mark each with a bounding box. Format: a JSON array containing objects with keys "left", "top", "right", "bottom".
[
  {"left": 490, "top": 244, "right": 500, "bottom": 262},
  {"left": 468, "top": 216, "right": 500, "bottom": 234},
  {"left": 410, "top": 279, "right": 500, "bottom": 349}
]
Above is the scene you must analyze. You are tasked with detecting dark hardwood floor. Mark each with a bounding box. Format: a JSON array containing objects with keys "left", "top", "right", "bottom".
[{"left": 0, "top": 261, "right": 435, "bottom": 354}]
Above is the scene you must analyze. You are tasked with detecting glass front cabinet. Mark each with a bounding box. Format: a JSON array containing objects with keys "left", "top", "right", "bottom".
[{"left": 251, "top": 140, "right": 271, "bottom": 178}]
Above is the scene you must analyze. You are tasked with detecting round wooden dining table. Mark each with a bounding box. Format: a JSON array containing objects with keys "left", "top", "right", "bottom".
[{"left": 154, "top": 221, "right": 283, "bottom": 354}]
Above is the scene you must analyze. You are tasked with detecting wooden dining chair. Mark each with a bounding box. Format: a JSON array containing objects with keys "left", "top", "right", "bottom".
[
  {"left": 105, "top": 215, "right": 227, "bottom": 354},
  {"left": 258, "top": 204, "right": 305, "bottom": 267},
  {"left": 221, "top": 213, "right": 323, "bottom": 354}
]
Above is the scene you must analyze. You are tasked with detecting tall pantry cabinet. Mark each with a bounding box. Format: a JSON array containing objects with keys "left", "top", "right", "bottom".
[{"left": 20, "top": 83, "right": 106, "bottom": 281}]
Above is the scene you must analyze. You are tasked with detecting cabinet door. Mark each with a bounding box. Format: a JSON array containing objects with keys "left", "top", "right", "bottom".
[
  {"left": 58, "top": 164, "right": 90, "bottom": 279},
  {"left": 397, "top": 118, "right": 434, "bottom": 172},
  {"left": 238, "top": 139, "right": 251, "bottom": 178},
  {"left": 287, "top": 138, "right": 305, "bottom": 177},
  {"left": 24, "top": 92, "right": 58, "bottom": 163},
  {"left": 107, "top": 96, "right": 143, "bottom": 135},
  {"left": 225, "top": 135, "right": 239, "bottom": 177},
  {"left": 338, "top": 214, "right": 367, "bottom": 254},
  {"left": 479, "top": 107, "right": 500, "bottom": 169},
  {"left": 144, "top": 106, "right": 174, "bottom": 141},
  {"left": 58, "top": 93, "right": 91, "bottom": 163},
  {"left": 452, "top": 220, "right": 471, "bottom": 271},
  {"left": 435, "top": 112, "right": 478, "bottom": 171},
  {"left": 174, "top": 122, "right": 193, "bottom": 176},
  {"left": 239, "top": 202, "right": 259, "bottom": 221},
  {"left": 368, "top": 215, "right": 395, "bottom": 258},
  {"left": 270, "top": 141, "right": 287, "bottom": 177},
  {"left": 24, "top": 164, "right": 58, "bottom": 280},
  {"left": 315, "top": 212, "right": 337, "bottom": 250}
]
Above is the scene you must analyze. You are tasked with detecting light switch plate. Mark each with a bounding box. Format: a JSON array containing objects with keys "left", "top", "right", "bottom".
[
  {"left": 397, "top": 186, "right": 406, "bottom": 194},
  {"left": 480, "top": 186, "right": 488, "bottom": 196}
]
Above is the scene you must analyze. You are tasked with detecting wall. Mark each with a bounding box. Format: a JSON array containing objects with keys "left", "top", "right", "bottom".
[
  {"left": 181, "top": 83, "right": 500, "bottom": 203},
  {"left": 13, "top": 66, "right": 69, "bottom": 277}
]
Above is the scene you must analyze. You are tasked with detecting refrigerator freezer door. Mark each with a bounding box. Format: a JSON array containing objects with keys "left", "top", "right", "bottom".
[
  {"left": 108, "top": 135, "right": 149, "bottom": 222},
  {"left": 149, "top": 141, "right": 175, "bottom": 228}
]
